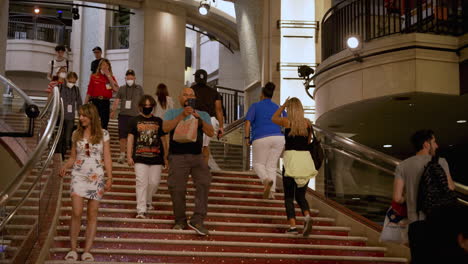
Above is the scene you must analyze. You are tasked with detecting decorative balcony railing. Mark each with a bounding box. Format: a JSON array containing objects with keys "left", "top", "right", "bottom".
[
  {"left": 108, "top": 25, "right": 129, "bottom": 50},
  {"left": 8, "top": 18, "right": 72, "bottom": 47},
  {"left": 321, "top": 0, "right": 468, "bottom": 60},
  {"left": 216, "top": 86, "right": 245, "bottom": 125}
]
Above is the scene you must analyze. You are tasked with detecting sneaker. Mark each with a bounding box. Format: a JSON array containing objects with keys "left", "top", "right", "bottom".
[
  {"left": 268, "top": 192, "right": 276, "bottom": 200},
  {"left": 136, "top": 212, "right": 146, "bottom": 219},
  {"left": 188, "top": 221, "right": 209, "bottom": 236},
  {"left": 146, "top": 203, "right": 154, "bottom": 210},
  {"left": 173, "top": 222, "right": 187, "bottom": 230},
  {"left": 263, "top": 179, "right": 273, "bottom": 199},
  {"left": 117, "top": 154, "right": 125, "bottom": 164},
  {"left": 302, "top": 217, "right": 313, "bottom": 237},
  {"left": 285, "top": 227, "right": 298, "bottom": 235}
]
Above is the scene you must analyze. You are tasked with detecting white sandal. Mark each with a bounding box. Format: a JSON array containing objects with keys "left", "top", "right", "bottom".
[
  {"left": 81, "top": 252, "right": 94, "bottom": 261},
  {"left": 64, "top": 250, "right": 78, "bottom": 261}
]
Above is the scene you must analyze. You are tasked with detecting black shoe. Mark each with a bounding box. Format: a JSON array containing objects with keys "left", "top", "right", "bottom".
[
  {"left": 188, "top": 221, "right": 209, "bottom": 236},
  {"left": 173, "top": 222, "right": 187, "bottom": 230},
  {"left": 285, "top": 227, "right": 298, "bottom": 235}
]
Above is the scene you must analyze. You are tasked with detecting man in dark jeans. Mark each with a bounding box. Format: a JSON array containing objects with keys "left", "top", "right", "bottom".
[
  {"left": 163, "top": 87, "right": 214, "bottom": 236},
  {"left": 393, "top": 129, "right": 456, "bottom": 264}
]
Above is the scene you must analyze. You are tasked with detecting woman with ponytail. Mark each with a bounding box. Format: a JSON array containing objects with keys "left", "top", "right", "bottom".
[
  {"left": 244, "top": 82, "right": 285, "bottom": 199},
  {"left": 272, "top": 97, "right": 317, "bottom": 237}
]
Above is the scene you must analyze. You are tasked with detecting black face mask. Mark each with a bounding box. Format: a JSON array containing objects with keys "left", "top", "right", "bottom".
[{"left": 142, "top": 107, "right": 153, "bottom": 115}]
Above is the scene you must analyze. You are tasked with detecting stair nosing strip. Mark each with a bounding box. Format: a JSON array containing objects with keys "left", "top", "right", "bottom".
[
  {"left": 48, "top": 248, "right": 408, "bottom": 262},
  {"left": 51, "top": 235, "right": 386, "bottom": 251}
]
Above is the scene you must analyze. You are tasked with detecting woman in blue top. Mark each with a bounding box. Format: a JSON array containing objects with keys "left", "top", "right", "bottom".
[{"left": 245, "top": 82, "right": 285, "bottom": 199}]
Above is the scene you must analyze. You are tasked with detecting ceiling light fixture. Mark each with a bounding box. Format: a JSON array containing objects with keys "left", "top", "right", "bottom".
[
  {"left": 383, "top": 144, "right": 393, "bottom": 148},
  {"left": 199, "top": 1, "right": 210, "bottom": 16},
  {"left": 34, "top": 6, "right": 40, "bottom": 14},
  {"left": 456, "top": 120, "right": 467, "bottom": 124}
]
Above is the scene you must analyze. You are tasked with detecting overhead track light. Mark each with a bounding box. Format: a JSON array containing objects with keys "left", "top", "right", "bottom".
[
  {"left": 199, "top": 1, "right": 210, "bottom": 16},
  {"left": 34, "top": 6, "right": 40, "bottom": 14}
]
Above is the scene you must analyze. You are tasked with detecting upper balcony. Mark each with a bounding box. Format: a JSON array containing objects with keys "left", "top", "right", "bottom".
[
  {"left": 6, "top": 15, "right": 73, "bottom": 74},
  {"left": 313, "top": 0, "right": 468, "bottom": 157}
]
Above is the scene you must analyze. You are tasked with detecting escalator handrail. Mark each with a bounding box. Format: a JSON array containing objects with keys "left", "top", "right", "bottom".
[
  {"left": 0, "top": 86, "right": 61, "bottom": 207},
  {"left": 312, "top": 124, "right": 400, "bottom": 167},
  {"left": 1, "top": 74, "right": 35, "bottom": 106},
  {"left": 221, "top": 117, "right": 468, "bottom": 197}
]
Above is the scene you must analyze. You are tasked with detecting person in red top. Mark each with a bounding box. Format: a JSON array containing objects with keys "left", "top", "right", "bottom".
[
  {"left": 46, "top": 66, "right": 67, "bottom": 97},
  {"left": 84, "top": 58, "right": 119, "bottom": 129}
]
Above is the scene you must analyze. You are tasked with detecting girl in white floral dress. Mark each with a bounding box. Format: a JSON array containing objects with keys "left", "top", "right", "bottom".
[{"left": 60, "top": 103, "right": 113, "bottom": 262}]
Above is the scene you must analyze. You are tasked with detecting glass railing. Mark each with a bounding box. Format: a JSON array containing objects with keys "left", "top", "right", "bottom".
[
  {"left": 8, "top": 16, "right": 72, "bottom": 47},
  {"left": 222, "top": 117, "right": 467, "bottom": 224},
  {"left": 0, "top": 77, "right": 63, "bottom": 264},
  {"left": 0, "top": 76, "right": 40, "bottom": 138}
]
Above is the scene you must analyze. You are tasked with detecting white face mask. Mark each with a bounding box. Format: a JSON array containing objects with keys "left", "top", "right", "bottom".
[
  {"left": 66, "top": 82, "right": 75, "bottom": 88},
  {"left": 126, "top": 80, "right": 134, "bottom": 86},
  {"left": 58, "top": 72, "right": 67, "bottom": 79}
]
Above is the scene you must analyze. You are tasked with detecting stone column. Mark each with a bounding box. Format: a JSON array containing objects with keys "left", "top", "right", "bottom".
[
  {"left": 261, "top": 0, "right": 281, "bottom": 104},
  {"left": 78, "top": 2, "right": 107, "bottom": 98},
  {"left": 128, "top": 8, "right": 144, "bottom": 84},
  {"left": 0, "top": 0, "right": 8, "bottom": 76},
  {"left": 141, "top": 1, "right": 186, "bottom": 106}
]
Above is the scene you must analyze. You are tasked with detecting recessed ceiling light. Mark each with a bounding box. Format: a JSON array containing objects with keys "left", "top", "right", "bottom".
[
  {"left": 383, "top": 144, "right": 392, "bottom": 148},
  {"left": 456, "top": 120, "right": 467, "bottom": 124}
]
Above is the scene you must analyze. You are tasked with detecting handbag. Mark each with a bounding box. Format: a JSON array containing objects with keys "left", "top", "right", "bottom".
[
  {"left": 307, "top": 124, "right": 324, "bottom": 170},
  {"left": 173, "top": 116, "right": 198, "bottom": 143},
  {"left": 379, "top": 202, "right": 409, "bottom": 244}
]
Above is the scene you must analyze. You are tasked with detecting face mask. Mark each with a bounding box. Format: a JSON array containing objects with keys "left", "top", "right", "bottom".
[
  {"left": 66, "top": 82, "right": 75, "bottom": 88},
  {"left": 59, "top": 72, "right": 67, "bottom": 79},
  {"left": 142, "top": 107, "right": 153, "bottom": 115},
  {"left": 126, "top": 80, "right": 134, "bottom": 86}
]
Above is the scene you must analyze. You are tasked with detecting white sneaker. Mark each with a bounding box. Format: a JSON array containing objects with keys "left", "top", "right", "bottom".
[
  {"left": 117, "top": 154, "right": 125, "bottom": 164},
  {"left": 146, "top": 203, "right": 154, "bottom": 210},
  {"left": 136, "top": 212, "right": 146, "bottom": 219}
]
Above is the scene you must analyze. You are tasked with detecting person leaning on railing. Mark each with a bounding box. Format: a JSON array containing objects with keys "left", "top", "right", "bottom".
[
  {"left": 84, "top": 58, "right": 119, "bottom": 129},
  {"left": 271, "top": 97, "right": 316, "bottom": 237}
]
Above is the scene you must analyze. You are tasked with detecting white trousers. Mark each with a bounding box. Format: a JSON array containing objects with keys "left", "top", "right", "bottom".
[
  {"left": 134, "top": 163, "right": 162, "bottom": 213},
  {"left": 252, "top": 135, "right": 285, "bottom": 192}
]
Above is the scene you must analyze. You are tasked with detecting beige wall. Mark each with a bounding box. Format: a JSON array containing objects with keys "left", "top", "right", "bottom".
[
  {"left": 314, "top": 33, "right": 461, "bottom": 118},
  {"left": 141, "top": 1, "right": 186, "bottom": 106}
]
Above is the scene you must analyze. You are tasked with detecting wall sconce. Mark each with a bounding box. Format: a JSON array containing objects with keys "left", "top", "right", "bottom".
[{"left": 346, "top": 36, "right": 363, "bottom": 62}]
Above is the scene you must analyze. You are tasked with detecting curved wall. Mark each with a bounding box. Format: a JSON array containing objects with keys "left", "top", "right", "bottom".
[{"left": 314, "top": 33, "right": 462, "bottom": 119}]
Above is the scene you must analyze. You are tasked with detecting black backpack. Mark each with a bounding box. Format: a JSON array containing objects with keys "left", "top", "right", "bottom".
[{"left": 416, "top": 156, "right": 457, "bottom": 216}]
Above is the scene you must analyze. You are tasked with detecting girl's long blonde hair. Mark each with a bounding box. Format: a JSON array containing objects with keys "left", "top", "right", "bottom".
[
  {"left": 286, "top": 97, "right": 310, "bottom": 137},
  {"left": 72, "top": 104, "right": 103, "bottom": 145},
  {"left": 95, "top": 58, "right": 113, "bottom": 75}
]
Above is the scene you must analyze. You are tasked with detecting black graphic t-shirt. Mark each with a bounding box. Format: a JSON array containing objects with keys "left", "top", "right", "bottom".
[{"left": 128, "top": 115, "right": 166, "bottom": 165}]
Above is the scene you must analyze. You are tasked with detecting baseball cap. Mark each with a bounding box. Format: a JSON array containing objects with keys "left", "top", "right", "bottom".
[
  {"left": 194, "top": 69, "right": 208, "bottom": 81},
  {"left": 92, "top": 46, "right": 102, "bottom": 52},
  {"left": 125, "top": 69, "right": 136, "bottom": 76}
]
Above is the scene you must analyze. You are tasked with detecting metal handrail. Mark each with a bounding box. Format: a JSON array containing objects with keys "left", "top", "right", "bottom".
[
  {"left": 0, "top": 86, "right": 61, "bottom": 209},
  {"left": 1, "top": 75, "right": 35, "bottom": 106},
  {"left": 223, "top": 117, "right": 245, "bottom": 136},
  {"left": 312, "top": 124, "right": 400, "bottom": 167}
]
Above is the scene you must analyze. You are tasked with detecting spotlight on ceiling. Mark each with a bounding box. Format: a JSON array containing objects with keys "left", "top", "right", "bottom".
[
  {"left": 34, "top": 6, "right": 40, "bottom": 14},
  {"left": 199, "top": 2, "right": 210, "bottom": 16},
  {"left": 383, "top": 144, "right": 393, "bottom": 148},
  {"left": 72, "top": 6, "right": 80, "bottom": 20}
]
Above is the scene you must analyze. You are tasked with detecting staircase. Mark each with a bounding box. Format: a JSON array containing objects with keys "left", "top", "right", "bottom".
[{"left": 45, "top": 120, "right": 407, "bottom": 263}]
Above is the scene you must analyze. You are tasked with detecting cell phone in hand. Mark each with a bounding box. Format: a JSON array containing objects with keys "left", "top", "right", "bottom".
[{"left": 186, "top": 98, "right": 196, "bottom": 108}]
